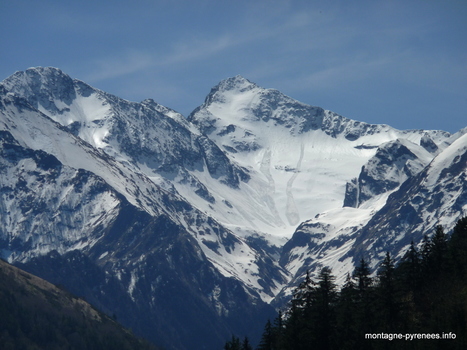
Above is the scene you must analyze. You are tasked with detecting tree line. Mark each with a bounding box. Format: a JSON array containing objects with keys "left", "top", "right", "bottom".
[{"left": 225, "top": 217, "right": 467, "bottom": 350}]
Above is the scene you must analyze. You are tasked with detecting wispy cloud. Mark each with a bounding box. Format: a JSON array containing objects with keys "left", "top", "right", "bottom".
[
  {"left": 84, "top": 3, "right": 318, "bottom": 83},
  {"left": 85, "top": 50, "right": 156, "bottom": 83},
  {"left": 84, "top": 36, "right": 236, "bottom": 83},
  {"left": 164, "top": 35, "right": 236, "bottom": 64}
]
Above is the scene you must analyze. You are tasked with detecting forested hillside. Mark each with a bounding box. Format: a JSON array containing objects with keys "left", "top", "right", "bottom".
[
  {"left": 0, "top": 259, "right": 159, "bottom": 350},
  {"left": 226, "top": 217, "right": 467, "bottom": 350}
]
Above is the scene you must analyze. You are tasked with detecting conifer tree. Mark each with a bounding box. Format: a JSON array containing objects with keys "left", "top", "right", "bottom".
[
  {"left": 224, "top": 335, "right": 241, "bottom": 350},
  {"left": 291, "top": 270, "right": 314, "bottom": 311},
  {"left": 395, "top": 241, "right": 421, "bottom": 331},
  {"left": 446, "top": 217, "right": 467, "bottom": 345},
  {"left": 353, "top": 258, "right": 372, "bottom": 293},
  {"left": 397, "top": 241, "right": 421, "bottom": 292},
  {"left": 429, "top": 225, "right": 449, "bottom": 275},
  {"left": 449, "top": 216, "right": 467, "bottom": 277},
  {"left": 352, "top": 258, "right": 374, "bottom": 350},
  {"left": 272, "top": 310, "right": 285, "bottom": 350},
  {"left": 284, "top": 270, "right": 314, "bottom": 350},
  {"left": 336, "top": 273, "right": 358, "bottom": 349},
  {"left": 257, "top": 320, "right": 274, "bottom": 350},
  {"left": 310, "top": 267, "right": 338, "bottom": 350},
  {"left": 376, "top": 252, "right": 399, "bottom": 331},
  {"left": 242, "top": 336, "right": 253, "bottom": 350},
  {"left": 420, "top": 234, "right": 433, "bottom": 269},
  {"left": 283, "top": 301, "right": 303, "bottom": 350}
]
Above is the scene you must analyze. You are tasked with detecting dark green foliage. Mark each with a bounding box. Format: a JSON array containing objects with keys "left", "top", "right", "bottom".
[
  {"left": 224, "top": 335, "right": 241, "bottom": 350},
  {"left": 375, "top": 252, "right": 400, "bottom": 332},
  {"left": 449, "top": 217, "right": 467, "bottom": 278},
  {"left": 397, "top": 241, "right": 421, "bottom": 294},
  {"left": 0, "top": 259, "right": 159, "bottom": 350},
  {"left": 309, "top": 267, "right": 338, "bottom": 350},
  {"left": 354, "top": 258, "right": 373, "bottom": 293},
  {"left": 224, "top": 335, "right": 254, "bottom": 350},
  {"left": 284, "top": 270, "right": 315, "bottom": 350},
  {"left": 272, "top": 311, "right": 286, "bottom": 349},
  {"left": 335, "top": 274, "right": 358, "bottom": 350},
  {"left": 426, "top": 225, "right": 449, "bottom": 276},
  {"left": 242, "top": 336, "right": 254, "bottom": 350},
  {"left": 231, "top": 217, "right": 467, "bottom": 350},
  {"left": 256, "top": 320, "right": 274, "bottom": 350}
]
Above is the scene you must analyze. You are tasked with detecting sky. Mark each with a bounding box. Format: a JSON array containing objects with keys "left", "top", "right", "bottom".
[{"left": 1, "top": 0, "right": 466, "bottom": 133}]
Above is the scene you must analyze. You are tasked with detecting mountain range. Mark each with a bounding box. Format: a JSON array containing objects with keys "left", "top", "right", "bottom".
[{"left": 1, "top": 67, "right": 465, "bottom": 349}]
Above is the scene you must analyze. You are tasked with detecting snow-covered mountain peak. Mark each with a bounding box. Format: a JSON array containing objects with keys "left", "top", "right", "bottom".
[
  {"left": 191, "top": 76, "right": 451, "bottom": 152},
  {"left": 2, "top": 67, "right": 77, "bottom": 113},
  {"left": 6, "top": 66, "right": 70, "bottom": 87},
  {"left": 2, "top": 67, "right": 112, "bottom": 131},
  {"left": 190, "top": 76, "right": 325, "bottom": 139},
  {"left": 211, "top": 75, "right": 258, "bottom": 94},
  {"left": 184, "top": 77, "right": 453, "bottom": 247}
]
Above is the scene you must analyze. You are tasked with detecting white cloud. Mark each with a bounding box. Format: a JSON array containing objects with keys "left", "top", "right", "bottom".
[
  {"left": 83, "top": 3, "right": 321, "bottom": 83},
  {"left": 85, "top": 50, "right": 156, "bottom": 83}
]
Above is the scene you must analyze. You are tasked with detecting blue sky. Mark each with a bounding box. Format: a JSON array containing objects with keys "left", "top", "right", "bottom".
[{"left": 1, "top": 0, "right": 466, "bottom": 133}]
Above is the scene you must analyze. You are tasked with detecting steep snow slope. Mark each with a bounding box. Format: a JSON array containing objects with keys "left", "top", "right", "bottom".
[
  {"left": 189, "top": 76, "right": 450, "bottom": 243},
  {"left": 0, "top": 129, "right": 121, "bottom": 261},
  {"left": 275, "top": 129, "right": 467, "bottom": 303}
]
